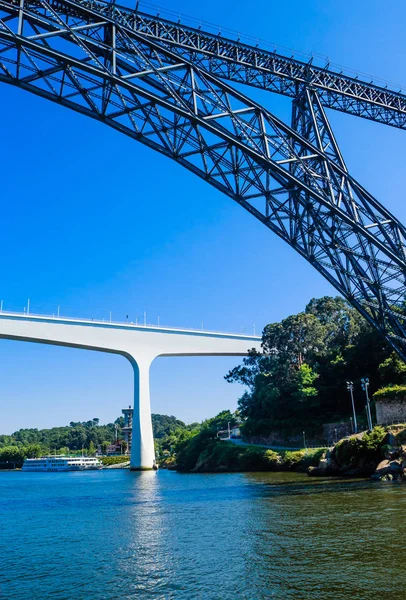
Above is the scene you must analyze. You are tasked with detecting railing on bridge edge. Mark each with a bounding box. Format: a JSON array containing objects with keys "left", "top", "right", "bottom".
[{"left": 0, "top": 308, "right": 261, "bottom": 338}]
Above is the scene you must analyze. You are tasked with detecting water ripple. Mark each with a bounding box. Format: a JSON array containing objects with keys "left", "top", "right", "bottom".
[{"left": 0, "top": 470, "right": 404, "bottom": 599}]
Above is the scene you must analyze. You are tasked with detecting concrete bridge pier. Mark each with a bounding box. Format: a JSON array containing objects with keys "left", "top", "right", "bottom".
[
  {"left": 0, "top": 312, "right": 261, "bottom": 471},
  {"left": 129, "top": 355, "right": 156, "bottom": 470}
]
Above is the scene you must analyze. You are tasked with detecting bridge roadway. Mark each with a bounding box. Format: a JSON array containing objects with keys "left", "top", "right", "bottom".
[{"left": 0, "top": 312, "right": 261, "bottom": 469}]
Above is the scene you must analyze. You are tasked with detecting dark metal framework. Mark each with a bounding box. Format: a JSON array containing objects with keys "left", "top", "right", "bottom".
[
  {"left": 117, "top": 3, "right": 406, "bottom": 131},
  {"left": 1, "top": 0, "right": 406, "bottom": 358}
]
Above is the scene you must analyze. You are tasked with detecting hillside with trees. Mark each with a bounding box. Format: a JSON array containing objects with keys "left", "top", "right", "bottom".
[
  {"left": 0, "top": 413, "right": 189, "bottom": 467},
  {"left": 225, "top": 296, "right": 405, "bottom": 436},
  {"left": 151, "top": 414, "right": 188, "bottom": 439},
  {"left": 0, "top": 418, "right": 119, "bottom": 453},
  {"left": 159, "top": 297, "right": 406, "bottom": 472},
  {"left": 2, "top": 296, "right": 405, "bottom": 471}
]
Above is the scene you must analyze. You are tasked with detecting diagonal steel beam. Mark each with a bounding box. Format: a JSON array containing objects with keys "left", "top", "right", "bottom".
[{"left": 0, "top": 0, "right": 405, "bottom": 359}]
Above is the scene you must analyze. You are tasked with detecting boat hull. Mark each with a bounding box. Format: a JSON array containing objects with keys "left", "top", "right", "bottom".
[
  {"left": 22, "top": 456, "right": 103, "bottom": 472},
  {"left": 22, "top": 466, "right": 103, "bottom": 472}
]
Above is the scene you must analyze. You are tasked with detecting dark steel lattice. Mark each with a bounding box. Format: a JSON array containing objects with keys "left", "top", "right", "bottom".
[
  {"left": 110, "top": 2, "right": 406, "bottom": 130},
  {"left": 1, "top": 0, "right": 406, "bottom": 358}
]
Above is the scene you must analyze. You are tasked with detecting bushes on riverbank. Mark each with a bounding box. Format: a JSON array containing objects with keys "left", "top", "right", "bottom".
[
  {"left": 100, "top": 456, "right": 130, "bottom": 466},
  {"left": 308, "top": 425, "right": 406, "bottom": 478},
  {"left": 373, "top": 385, "right": 406, "bottom": 401},
  {"left": 173, "top": 438, "right": 325, "bottom": 473},
  {"left": 157, "top": 408, "right": 327, "bottom": 473},
  {"left": 334, "top": 427, "right": 386, "bottom": 469},
  {"left": 0, "top": 444, "right": 44, "bottom": 468}
]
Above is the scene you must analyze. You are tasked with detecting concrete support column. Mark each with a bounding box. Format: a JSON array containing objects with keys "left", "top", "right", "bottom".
[{"left": 129, "top": 356, "right": 155, "bottom": 470}]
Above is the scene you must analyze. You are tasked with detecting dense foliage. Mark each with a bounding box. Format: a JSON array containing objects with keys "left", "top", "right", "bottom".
[
  {"left": 373, "top": 385, "right": 406, "bottom": 401},
  {"left": 171, "top": 411, "right": 325, "bottom": 472},
  {"left": 0, "top": 418, "right": 119, "bottom": 453},
  {"left": 0, "top": 414, "right": 191, "bottom": 465},
  {"left": 334, "top": 427, "right": 386, "bottom": 468},
  {"left": 151, "top": 414, "right": 188, "bottom": 439},
  {"left": 157, "top": 410, "right": 238, "bottom": 470},
  {"left": 0, "top": 444, "right": 43, "bottom": 468},
  {"left": 100, "top": 456, "right": 130, "bottom": 466},
  {"left": 182, "top": 443, "right": 325, "bottom": 473},
  {"left": 225, "top": 296, "right": 405, "bottom": 435}
]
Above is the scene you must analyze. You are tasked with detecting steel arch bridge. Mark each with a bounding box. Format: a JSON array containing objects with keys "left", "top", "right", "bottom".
[{"left": 1, "top": 0, "right": 406, "bottom": 359}]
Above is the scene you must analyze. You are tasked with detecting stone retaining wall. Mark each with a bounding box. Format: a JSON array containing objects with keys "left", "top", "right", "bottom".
[
  {"left": 376, "top": 398, "right": 406, "bottom": 425},
  {"left": 246, "top": 420, "right": 352, "bottom": 447}
]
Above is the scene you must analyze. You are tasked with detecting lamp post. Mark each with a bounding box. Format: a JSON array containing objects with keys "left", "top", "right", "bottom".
[
  {"left": 346, "top": 381, "right": 358, "bottom": 434},
  {"left": 361, "top": 377, "right": 373, "bottom": 430}
]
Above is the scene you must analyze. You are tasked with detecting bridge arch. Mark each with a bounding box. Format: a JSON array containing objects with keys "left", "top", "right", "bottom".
[{"left": 1, "top": 0, "right": 406, "bottom": 359}]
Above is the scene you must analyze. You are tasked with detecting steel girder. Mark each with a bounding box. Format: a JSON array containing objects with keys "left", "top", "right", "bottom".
[
  {"left": 82, "top": 0, "right": 406, "bottom": 130},
  {"left": 0, "top": 0, "right": 406, "bottom": 358},
  {"left": 290, "top": 86, "right": 406, "bottom": 345}
]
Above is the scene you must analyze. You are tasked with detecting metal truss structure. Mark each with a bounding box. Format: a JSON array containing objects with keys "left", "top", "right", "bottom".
[{"left": 1, "top": 0, "right": 406, "bottom": 358}]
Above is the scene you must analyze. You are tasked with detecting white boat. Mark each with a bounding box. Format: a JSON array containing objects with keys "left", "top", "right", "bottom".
[{"left": 22, "top": 455, "right": 103, "bottom": 472}]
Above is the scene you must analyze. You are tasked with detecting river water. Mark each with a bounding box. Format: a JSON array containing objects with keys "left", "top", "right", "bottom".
[{"left": 0, "top": 470, "right": 404, "bottom": 599}]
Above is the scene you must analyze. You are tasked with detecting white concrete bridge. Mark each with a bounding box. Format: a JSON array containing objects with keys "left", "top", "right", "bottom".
[{"left": 0, "top": 312, "right": 261, "bottom": 469}]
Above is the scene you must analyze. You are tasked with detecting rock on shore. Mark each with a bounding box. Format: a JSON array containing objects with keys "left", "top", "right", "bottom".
[{"left": 308, "top": 426, "right": 406, "bottom": 481}]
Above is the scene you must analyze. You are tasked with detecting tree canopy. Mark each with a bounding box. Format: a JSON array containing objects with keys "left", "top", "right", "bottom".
[
  {"left": 151, "top": 414, "right": 186, "bottom": 439},
  {"left": 225, "top": 296, "right": 404, "bottom": 435},
  {"left": 0, "top": 414, "right": 189, "bottom": 455}
]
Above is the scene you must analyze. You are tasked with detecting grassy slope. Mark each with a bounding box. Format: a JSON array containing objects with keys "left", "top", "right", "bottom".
[{"left": 174, "top": 440, "right": 326, "bottom": 473}]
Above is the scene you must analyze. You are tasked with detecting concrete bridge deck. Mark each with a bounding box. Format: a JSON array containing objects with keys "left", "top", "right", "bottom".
[{"left": 0, "top": 312, "right": 262, "bottom": 469}]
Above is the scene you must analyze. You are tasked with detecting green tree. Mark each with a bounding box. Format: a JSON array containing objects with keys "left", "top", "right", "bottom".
[
  {"left": 151, "top": 414, "right": 186, "bottom": 438},
  {"left": 88, "top": 441, "right": 96, "bottom": 456},
  {"left": 225, "top": 349, "right": 267, "bottom": 390},
  {"left": 176, "top": 426, "right": 216, "bottom": 472},
  {"left": 305, "top": 296, "right": 362, "bottom": 350},
  {"left": 262, "top": 312, "right": 325, "bottom": 367},
  {"left": 0, "top": 446, "right": 25, "bottom": 467},
  {"left": 378, "top": 352, "right": 406, "bottom": 385},
  {"left": 210, "top": 410, "right": 236, "bottom": 432},
  {"left": 293, "top": 363, "right": 319, "bottom": 402},
  {"left": 226, "top": 295, "right": 395, "bottom": 435},
  {"left": 24, "top": 444, "right": 43, "bottom": 458}
]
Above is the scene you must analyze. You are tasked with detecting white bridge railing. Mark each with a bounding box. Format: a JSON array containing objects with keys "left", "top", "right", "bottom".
[{"left": 0, "top": 305, "right": 260, "bottom": 338}]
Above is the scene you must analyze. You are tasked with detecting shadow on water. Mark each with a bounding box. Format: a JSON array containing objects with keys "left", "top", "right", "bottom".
[
  {"left": 241, "top": 471, "right": 394, "bottom": 498},
  {"left": 164, "top": 469, "right": 404, "bottom": 501}
]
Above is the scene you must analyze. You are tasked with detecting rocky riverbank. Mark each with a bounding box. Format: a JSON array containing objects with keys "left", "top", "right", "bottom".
[
  {"left": 308, "top": 424, "right": 406, "bottom": 480},
  {"left": 159, "top": 424, "right": 406, "bottom": 479}
]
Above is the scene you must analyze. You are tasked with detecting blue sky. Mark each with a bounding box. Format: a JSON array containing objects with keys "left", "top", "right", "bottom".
[{"left": 1, "top": 0, "right": 406, "bottom": 433}]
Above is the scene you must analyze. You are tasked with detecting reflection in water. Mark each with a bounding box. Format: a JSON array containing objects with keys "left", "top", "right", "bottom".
[
  {"left": 124, "top": 472, "right": 170, "bottom": 595},
  {"left": 0, "top": 470, "right": 405, "bottom": 599},
  {"left": 242, "top": 473, "right": 406, "bottom": 599}
]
